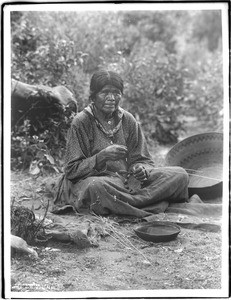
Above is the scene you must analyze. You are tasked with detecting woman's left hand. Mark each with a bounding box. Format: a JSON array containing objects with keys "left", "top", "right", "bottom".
[{"left": 132, "top": 164, "right": 149, "bottom": 182}]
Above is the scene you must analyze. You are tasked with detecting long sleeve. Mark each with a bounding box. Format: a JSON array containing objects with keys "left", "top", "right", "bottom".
[
  {"left": 64, "top": 108, "right": 155, "bottom": 182},
  {"left": 64, "top": 116, "right": 99, "bottom": 182},
  {"left": 125, "top": 112, "right": 155, "bottom": 171}
]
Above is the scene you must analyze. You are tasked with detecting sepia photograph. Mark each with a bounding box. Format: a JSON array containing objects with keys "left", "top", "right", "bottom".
[{"left": 3, "top": 2, "right": 229, "bottom": 299}]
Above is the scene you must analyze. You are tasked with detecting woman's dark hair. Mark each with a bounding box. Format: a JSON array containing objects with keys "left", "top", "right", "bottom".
[{"left": 89, "top": 69, "right": 124, "bottom": 100}]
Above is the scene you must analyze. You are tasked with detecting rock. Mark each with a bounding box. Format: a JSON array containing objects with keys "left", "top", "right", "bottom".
[
  {"left": 69, "top": 230, "right": 92, "bottom": 249},
  {"left": 142, "top": 260, "right": 151, "bottom": 266},
  {"left": 11, "top": 235, "right": 38, "bottom": 258}
]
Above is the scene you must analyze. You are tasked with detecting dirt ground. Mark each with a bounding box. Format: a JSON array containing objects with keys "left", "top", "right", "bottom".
[
  {"left": 9, "top": 138, "right": 224, "bottom": 294},
  {"left": 10, "top": 178, "right": 222, "bottom": 293},
  {"left": 11, "top": 221, "right": 222, "bottom": 292}
]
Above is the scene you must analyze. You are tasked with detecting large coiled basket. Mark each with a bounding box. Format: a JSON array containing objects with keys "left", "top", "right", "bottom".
[{"left": 165, "top": 132, "right": 223, "bottom": 201}]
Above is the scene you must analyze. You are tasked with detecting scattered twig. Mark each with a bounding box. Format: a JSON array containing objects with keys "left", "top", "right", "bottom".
[
  {"left": 106, "top": 223, "right": 152, "bottom": 264},
  {"left": 91, "top": 213, "right": 153, "bottom": 265},
  {"left": 33, "top": 200, "right": 49, "bottom": 237}
]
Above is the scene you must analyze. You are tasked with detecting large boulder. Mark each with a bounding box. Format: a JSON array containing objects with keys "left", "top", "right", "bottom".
[{"left": 11, "top": 79, "right": 78, "bottom": 132}]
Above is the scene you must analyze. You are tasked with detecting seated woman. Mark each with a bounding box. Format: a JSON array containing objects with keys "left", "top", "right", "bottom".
[{"left": 54, "top": 70, "right": 189, "bottom": 218}]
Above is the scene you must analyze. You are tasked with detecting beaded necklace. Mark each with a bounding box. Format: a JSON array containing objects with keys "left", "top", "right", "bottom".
[{"left": 85, "top": 104, "right": 123, "bottom": 142}]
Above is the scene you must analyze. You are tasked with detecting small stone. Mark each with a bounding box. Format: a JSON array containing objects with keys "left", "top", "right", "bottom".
[
  {"left": 142, "top": 260, "right": 151, "bottom": 266},
  {"left": 70, "top": 230, "right": 91, "bottom": 248}
]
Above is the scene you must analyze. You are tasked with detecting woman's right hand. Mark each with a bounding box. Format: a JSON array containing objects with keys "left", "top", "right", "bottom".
[
  {"left": 102, "top": 144, "right": 128, "bottom": 161},
  {"left": 97, "top": 144, "right": 128, "bottom": 166}
]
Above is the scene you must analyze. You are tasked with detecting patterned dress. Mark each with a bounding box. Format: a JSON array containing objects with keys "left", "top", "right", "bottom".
[{"left": 54, "top": 105, "right": 189, "bottom": 217}]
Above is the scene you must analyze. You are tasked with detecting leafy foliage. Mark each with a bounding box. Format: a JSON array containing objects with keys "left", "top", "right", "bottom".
[
  {"left": 182, "top": 50, "right": 223, "bottom": 129},
  {"left": 192, "top": 11, "right": 222, "bottom": 51},
  {"left": 10, "top": 10, "right": 223, "bottom": 170},
  {"left": 11, "top": 111, "right": 75, "bottom": 172},
  {"left": 100, "top": 41, "right": 186, "bottom": 143}
]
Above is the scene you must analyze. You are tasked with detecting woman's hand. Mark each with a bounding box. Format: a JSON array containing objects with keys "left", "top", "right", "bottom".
[
  {"left": 132, "top": 164, "right": 149, "bottom": 182},
  {"left": 103, "top": 144, "right": 128, "bottom": 161},
  {"left": 96, "top": 144, "right": 128, "bottom": 169}
]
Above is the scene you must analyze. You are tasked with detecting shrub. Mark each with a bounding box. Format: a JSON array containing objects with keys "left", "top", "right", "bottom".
[
  {"left": 11, "top": 111, "right": 75, "bottom": 173},
  {"left": 10, "top": 10, "right": 223, "bottom": 171},
  {"left": 182, "top": 49, "right": 223, "bottom": 130},
  {"left": 101, "top": 41, "right": 186, "bottom": 143}
]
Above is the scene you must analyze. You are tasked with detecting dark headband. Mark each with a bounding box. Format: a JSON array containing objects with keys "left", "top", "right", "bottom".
[{"left": 89, "top": 70, "right": 124, "bottom": 100}]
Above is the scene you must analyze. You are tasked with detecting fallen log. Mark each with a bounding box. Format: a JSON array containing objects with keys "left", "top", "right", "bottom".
[{"left": 11, "top": 79, "right": 77, "bottom": 132}]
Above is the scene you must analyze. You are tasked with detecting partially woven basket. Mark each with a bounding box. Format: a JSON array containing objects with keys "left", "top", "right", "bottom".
[{"left": 165, "top": 132, "right": 223, "bottom": 200}]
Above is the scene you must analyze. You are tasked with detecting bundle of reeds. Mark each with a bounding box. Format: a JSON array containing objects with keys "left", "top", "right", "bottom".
[{"left": 91, "top": 213, "right": 153, "bottom": 265}]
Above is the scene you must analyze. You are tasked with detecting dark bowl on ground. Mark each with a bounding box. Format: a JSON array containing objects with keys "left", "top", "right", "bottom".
[
  {"left": 165, "top": 132, "right": 223, "bottom": 201},
  {"left": 134, "top": 221, "right": 181, "bottom": 243}
]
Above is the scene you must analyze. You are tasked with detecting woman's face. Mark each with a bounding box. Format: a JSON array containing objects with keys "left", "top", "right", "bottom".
[{"left": 93, "top": 85, "right": 122, "bottom": 115}]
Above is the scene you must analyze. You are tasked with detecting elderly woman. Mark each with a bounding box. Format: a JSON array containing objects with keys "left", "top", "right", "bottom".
[{"left": 54, "top": 70, "right": 189, "bottom": 218}]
